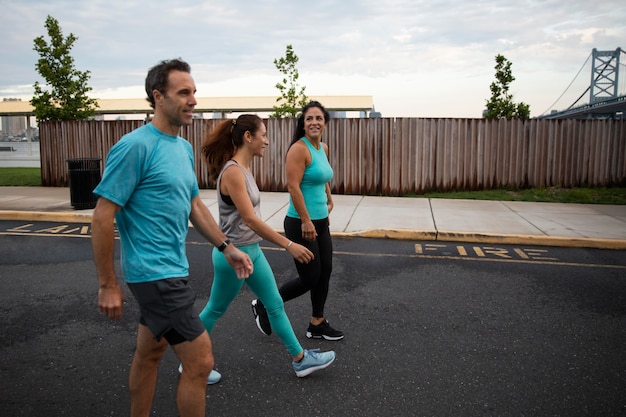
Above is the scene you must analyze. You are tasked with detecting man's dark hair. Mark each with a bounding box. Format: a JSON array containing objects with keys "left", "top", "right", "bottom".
[{"left": 145, "top": 58, "right": 191, "bottom": 109}]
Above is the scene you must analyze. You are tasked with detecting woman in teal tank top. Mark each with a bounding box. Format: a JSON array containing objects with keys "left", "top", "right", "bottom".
[{"left": 254, "top": 101, "right": 344, "bottom": 341}]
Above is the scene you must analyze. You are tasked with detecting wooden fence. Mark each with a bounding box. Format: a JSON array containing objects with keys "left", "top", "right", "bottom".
[{"left": 38, "top": 118, "right": 626, "bottom": 195}]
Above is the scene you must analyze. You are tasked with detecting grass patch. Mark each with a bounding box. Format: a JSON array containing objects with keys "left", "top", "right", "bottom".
[
  {"left": 422, "top": 186, "right": 626, "bottom": 205},
  {"left": 0, "top": 168, "right": 42, "bottom": 186}
]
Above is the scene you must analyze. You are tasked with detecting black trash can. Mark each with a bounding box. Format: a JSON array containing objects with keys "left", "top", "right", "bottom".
[{"left": 67, "top": 158, "right": 102, "bottom": 210}]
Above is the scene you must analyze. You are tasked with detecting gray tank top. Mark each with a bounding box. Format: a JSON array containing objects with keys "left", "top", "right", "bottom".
[{"left": 217, "top": 160, "right": 262, "bottom": 246}]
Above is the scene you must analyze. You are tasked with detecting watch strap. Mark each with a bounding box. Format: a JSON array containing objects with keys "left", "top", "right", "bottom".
[{"left": 217, "top": 239, "right": 231, "bottom": 252}]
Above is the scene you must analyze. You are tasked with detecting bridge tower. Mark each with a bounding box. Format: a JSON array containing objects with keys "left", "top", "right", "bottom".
[{"left": 590, "top": 48, "right": 622, "bottom": 104}]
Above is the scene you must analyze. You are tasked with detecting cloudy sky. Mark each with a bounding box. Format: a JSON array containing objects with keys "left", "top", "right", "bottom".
[{"left": 1, "top": 0, "right": 624, "bottom": 118}]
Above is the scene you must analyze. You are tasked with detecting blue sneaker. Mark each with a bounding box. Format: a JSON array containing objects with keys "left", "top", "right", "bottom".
[
  {"left": 178, "top": 363, "right": 222, "bottom": 385},
  {"left": 292, "top": 349, "right": 336, "bottom": 377}
]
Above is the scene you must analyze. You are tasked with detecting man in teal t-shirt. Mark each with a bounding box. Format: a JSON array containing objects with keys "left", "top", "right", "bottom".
[
  {"left": 94, "top": 122, "right": 198, "bottom": 283},
  {"left": 91, "top": 59, "right": 252, "bottom": 417}
]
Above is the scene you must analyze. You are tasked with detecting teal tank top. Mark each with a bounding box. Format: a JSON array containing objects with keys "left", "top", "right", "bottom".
[{"left": 286, "top": 137, "right": 334, "bottom": 220}]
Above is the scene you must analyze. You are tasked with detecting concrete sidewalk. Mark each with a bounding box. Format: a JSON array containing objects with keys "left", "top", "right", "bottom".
[{"left": 1, "top": 186, "right": 625, "bottom": 249}]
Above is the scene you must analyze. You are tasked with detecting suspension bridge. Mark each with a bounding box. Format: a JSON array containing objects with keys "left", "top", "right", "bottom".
[{"left": 540, "top": 47, "right": 625, "bottom": 119}]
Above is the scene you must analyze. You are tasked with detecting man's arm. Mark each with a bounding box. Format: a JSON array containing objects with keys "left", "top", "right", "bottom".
[
  {"left": 188, "top": 195, "right": 253, "bottom": 278},
  {"left": 91, "top": 197, "right": 125, "bottom": 321}
]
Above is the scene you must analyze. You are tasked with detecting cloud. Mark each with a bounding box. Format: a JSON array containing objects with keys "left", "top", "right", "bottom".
[{"left": 1, "top": 0, "right": 625, "bottom": 117}]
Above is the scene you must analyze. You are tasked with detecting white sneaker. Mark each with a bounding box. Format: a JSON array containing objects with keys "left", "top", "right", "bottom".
[{"left": 177, "top": 363, "right": 222, "bottom": 385}]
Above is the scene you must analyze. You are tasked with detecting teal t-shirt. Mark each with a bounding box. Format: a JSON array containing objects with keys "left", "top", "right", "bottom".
[
  {"left": 93, "top": 123, "right": 199, "bottom": 283},
  {"left": 286, "top": 137, "right": 334, "bottom": 220}
]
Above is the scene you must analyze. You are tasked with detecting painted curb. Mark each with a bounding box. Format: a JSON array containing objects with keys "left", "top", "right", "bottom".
[
  {"left": 0, "top": 210, "right": 93, "bottom": 223},
  {"left": 435, "top": 231, "right": 626, "bottom": 250},
  {"left": 2, "top": 211, "right": 625, "bottom": 250},
  {"left": 333, "top": 229, "right": 438, "bottom": 241},
  {"left": 334, "top": 228, "right": 626, "bottom": 250}
]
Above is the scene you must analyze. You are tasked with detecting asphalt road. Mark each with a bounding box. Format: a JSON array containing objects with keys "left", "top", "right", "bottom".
[{"left": 1, "top": 220, "right": 625, "bottom": 417}]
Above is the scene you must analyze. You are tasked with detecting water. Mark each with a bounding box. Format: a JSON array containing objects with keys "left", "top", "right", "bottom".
[{"left": 0, "top": 141, "right": 41, "bottom": 167}]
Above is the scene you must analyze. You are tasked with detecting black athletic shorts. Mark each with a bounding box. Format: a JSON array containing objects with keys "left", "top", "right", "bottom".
[{"left": 127, "top": 278, "right": 206, "bottom": 345}]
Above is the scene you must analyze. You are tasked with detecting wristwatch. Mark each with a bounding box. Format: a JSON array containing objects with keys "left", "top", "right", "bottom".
[{"left": 217, "top": 239, "right": 231, "bottom": 252}]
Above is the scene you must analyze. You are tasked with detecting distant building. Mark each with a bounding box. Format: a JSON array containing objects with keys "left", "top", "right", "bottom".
[
  {"left": 1, "top": 115, "right": 27, "bottom": 136},
  {"left": 1, "top": 98, "right": 26, "bottom": 135}
]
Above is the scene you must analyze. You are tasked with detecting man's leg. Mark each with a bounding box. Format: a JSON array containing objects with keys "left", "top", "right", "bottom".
[
  {"left": 129, "top": 323, "right": 168, "bottom": 417},
  {"left": 171, "top": 330, "right": 214, "bottom": 417}
]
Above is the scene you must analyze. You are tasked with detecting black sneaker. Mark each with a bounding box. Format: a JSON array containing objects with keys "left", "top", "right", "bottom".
[
  {"left": 306, "top": 320, "right": 344, "bottom": 341},
  {"left": 251, "top": 299, "right": 272, "bottom": 336}
]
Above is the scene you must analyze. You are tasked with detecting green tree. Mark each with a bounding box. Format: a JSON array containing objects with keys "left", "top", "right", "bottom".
[
  {"left": 271, "top": 45, "right": 308, "bottom": 118},
  {"left": 484, "top": 54, "right": 530, "bottom": 119},
  {"left": 30, "top": 15, "right": 98, "bottom": 122}
]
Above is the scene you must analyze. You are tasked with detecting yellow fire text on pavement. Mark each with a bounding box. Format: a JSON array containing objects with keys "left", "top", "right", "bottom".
[{"left": 415, "top": 243, "right": 558, "bottom": 262}]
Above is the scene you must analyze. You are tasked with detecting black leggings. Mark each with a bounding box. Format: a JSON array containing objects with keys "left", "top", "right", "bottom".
[{"left": 281, "top": 216, "right": 333, "bottom": 318}]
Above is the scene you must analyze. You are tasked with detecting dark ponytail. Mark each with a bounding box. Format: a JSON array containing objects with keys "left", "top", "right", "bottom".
[{"left": 202, "top": 114, "right": 262, "bottom": 183}]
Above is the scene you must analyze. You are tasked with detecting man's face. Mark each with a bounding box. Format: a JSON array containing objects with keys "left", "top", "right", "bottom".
[{"left": 156, "top": 70, "right": 197, "bottom": 127}]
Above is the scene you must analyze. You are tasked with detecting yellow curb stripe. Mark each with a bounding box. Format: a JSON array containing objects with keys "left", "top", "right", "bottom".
[
  {"left": 436, "top": 231, "right": 626, "bottom": 250},
  {"left": 1, "top": 211, "right": 625, "bottom": 250},
  {"left": 0, "top": 210, "right": 93, "bottom": 223}
]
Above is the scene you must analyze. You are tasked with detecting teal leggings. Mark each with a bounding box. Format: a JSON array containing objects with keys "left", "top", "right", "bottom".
[{"left": 199, "top": 243, "right": 303, "bottom": 357}]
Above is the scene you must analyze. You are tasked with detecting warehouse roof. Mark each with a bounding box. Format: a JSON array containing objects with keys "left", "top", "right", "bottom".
[{"left": 0, "top": 95, "right": 373, "bottom": 116}]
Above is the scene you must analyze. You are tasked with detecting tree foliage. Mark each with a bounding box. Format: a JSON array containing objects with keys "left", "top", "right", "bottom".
[
  {"left": 271, "top": 45, "right": 308, "bottom": 118},
  {"left": 30, "top": 15, "right": 98, "bottom": 122},
  {"left": 484, "top": 54, "right": 530, "bottom": 119}
]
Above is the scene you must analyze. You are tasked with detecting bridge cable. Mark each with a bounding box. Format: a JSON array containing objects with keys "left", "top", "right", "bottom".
[{"left": 540, "top": 52, "right": 591, "bottom": 116}]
